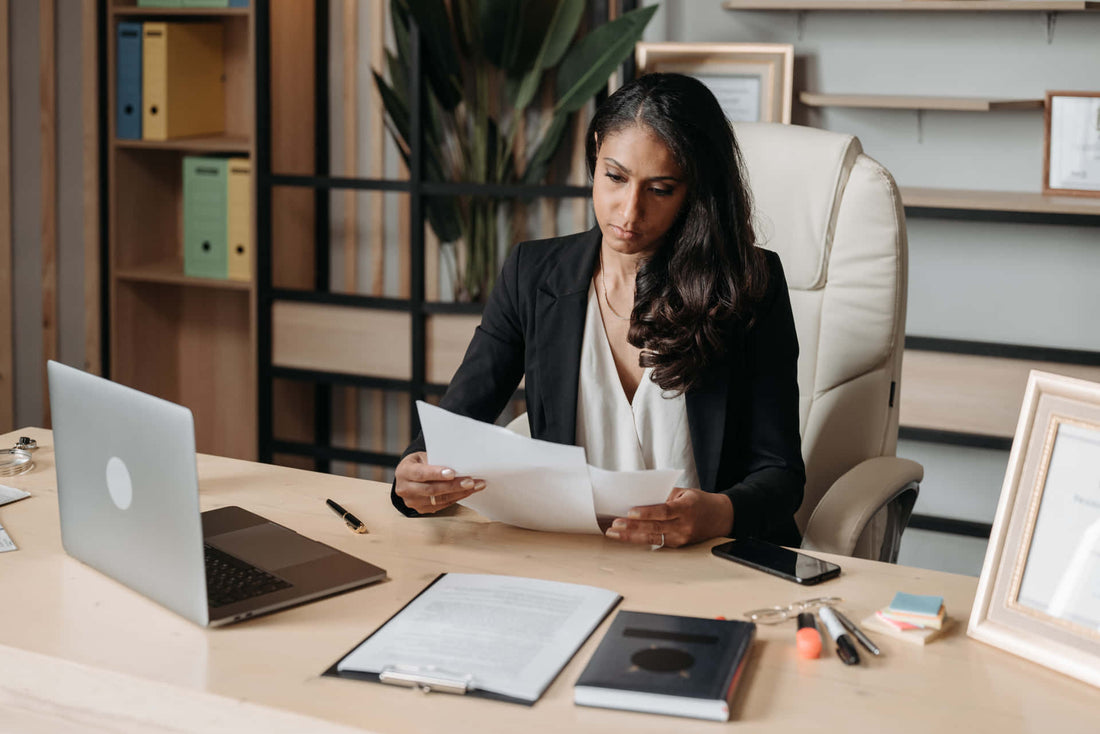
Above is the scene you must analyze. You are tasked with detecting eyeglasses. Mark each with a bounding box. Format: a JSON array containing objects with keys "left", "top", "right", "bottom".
[{"left": 743, "top": 597, "right": 843, "bottom": 625}]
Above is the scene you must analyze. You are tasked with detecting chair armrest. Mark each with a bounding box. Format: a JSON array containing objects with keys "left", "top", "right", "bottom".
[
  {"left": 802, "top": 456, "right": 923, "bottom": 560},
  {"left": 505, "top": 412, "right": 530, "bottom": 437}
]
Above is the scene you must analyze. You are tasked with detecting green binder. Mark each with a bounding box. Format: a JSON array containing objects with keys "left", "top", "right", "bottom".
[{"left": 183, "top": 156, "right": 228, "bottom": 279}]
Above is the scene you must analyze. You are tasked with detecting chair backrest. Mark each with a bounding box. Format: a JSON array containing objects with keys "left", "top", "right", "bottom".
[{"left": 732, "top": 122, "right": 909, "bottom": 534}]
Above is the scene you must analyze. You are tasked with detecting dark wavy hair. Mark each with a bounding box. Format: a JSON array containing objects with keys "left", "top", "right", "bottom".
[{"left": 585, "top": 72, "right": 768, "bottom": 394}]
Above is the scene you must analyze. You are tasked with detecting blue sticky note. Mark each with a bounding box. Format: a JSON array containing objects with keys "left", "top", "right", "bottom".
[{"left": 889, "top": 592, "right": 944, "bottom": 616}]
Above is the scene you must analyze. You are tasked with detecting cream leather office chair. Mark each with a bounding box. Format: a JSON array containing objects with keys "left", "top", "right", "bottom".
[
  {"left": 732, "top": 121, "right": 921, "bottom": 562},
  {"left": 508, "top": 123, "right": 922, "bottom": 562}
]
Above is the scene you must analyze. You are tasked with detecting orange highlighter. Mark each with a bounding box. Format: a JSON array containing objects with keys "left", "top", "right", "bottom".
[{"left": 796, "top": 612, "right": 823, "bottom": 659}]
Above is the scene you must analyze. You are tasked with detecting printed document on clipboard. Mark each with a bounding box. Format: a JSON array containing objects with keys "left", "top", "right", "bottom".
[{"left": 324, "top": 573, "right": 621, "bottom": 705}]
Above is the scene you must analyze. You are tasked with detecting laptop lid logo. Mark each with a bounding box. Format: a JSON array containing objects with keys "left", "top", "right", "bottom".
[{"left": 105, "top": 456, "right": 133, "bottom": 510}]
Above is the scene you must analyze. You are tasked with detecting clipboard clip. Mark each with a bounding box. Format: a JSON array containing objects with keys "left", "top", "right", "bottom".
[{"left": 379, "top": 665, "right": 474, "bottom": 695}]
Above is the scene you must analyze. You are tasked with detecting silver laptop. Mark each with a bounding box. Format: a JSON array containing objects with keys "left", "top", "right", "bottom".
[{"left": 48, "top": 360, "right": 386, "bottom": 627}]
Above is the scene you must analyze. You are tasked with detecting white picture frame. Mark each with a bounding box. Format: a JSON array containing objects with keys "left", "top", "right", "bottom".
[
  {"left": 1042, "top": 90, "right": 1100, "bottom": 199},
  {"left": 968, "top": 370, "right": 1100, "bottom": 689},
  {"left": 634, "top": 42, "right": 794, "bottom": 125}
]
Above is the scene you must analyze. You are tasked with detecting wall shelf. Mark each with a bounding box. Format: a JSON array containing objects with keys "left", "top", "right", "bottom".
[
  {"left": 113, "top": 135, "right": 252, "bottom": 154},
  {"left": 900, "top": 187, "right": 1100, "bottom": 217},
  {"left": 800, "top": 93, "right": 1043, "bottom": 111},
  {"left": 723, "top": 1, "right": 1100, "bottom": 11},
  {"left": 116, "top": 264, "right": 254, "bottom": 291},
  {"left": 113, "top": 8, "right": 249, "bottom": 18}
]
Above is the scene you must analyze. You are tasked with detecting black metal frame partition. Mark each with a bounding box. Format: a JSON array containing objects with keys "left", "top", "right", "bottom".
[
  {"left": 256, "top": 1, "right": 611, "bottom": 472},
  {"left": 251, "top": 1, "right": 1100, "bottom": 540}
]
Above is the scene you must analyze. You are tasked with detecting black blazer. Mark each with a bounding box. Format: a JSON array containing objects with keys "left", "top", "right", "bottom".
[{"left": 393, "top": 227, "right": 805, "bottom": 546}]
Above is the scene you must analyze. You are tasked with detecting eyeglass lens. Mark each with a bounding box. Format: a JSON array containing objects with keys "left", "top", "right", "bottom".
[{"left": 743, "top": 597, "right": 843, "bottom": 624}]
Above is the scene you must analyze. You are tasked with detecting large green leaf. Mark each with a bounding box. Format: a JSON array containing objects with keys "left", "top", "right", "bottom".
[
  {"left": 554, "top": 4, "right": 658, "bottom": 114},
  {"left": 503, "top": 1, "right": 557, "bottom": 77},
  {"left": 373, "top": 71, "right": 410, "bottom": 151},
  {"left": 391, "top": 0, "right": 411, "bottom": 65},
  {"left": 510, "top": 0, "right": 585, "bottom": 112},
  {"left": 521, "top": 112, "right": 569, "bottom": 186},
  {"left": 377, "top": 104, "right": 463, "bottom": 241},
  {"left": 404, "top": 0, "right": 463, "bottom": 111},
  {"left": 538, "top": 0, "right": 585, "bottom": 69},
  {"left": 382, "top": 49, "right": 450, "bottom": 179},
  {"left": 422, "top": 86, "right": 455, "bottom": 179},
  {"left": 451, "top": 0, "right": 477, "bottom": 57},
  {"left": 384, "top": 51, "right": 408, "bottom": 114},
  {"left": 479, "top": 0, "right": 524, "bottom": 69}
]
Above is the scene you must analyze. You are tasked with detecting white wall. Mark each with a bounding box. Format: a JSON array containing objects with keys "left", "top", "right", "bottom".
[{"left": 644, "top": 1, "right": 1100, "bottom": 575}]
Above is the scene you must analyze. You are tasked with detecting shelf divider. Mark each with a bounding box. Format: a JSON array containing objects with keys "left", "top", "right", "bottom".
[
  {"left": 724, "top": 0, "right": 1100, "bottom": 12},
  {"left": 900, "top": 187, "right": 1100, "bottom": 216},
  {"left": 116, "top": 262, "right": 253, "bottom": 292},
  {"left": 800, "top": 92, "right": 1043, "bottom": 111}
]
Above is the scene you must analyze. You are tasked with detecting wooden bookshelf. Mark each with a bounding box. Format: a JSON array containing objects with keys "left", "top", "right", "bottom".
[
  {"left": 724, "top": 1, "right": 1100, "bottom": 11},
  {"left": 114, "top": 7, "right": 250, "bottom": 17},
  {"left": 901, "top": 350, "right": 1100, "bottom": 438},
  {"left": 114, "top": 135, "right": 252, "bottom": 153},
  {"left": 106, "top": 3, "right": 258, "bottom": 460},
  {"left": 800, "top": 93, "right": 1043, "bottom": 111},
  {"left": 901, "top": 187, "right": 1100, "bottom": 216},
  {"left": 116, "top": 263, "right": 254, "bottom": 291}
]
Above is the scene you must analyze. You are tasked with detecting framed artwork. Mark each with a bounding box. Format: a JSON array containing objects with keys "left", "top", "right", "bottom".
[
  {"left": 968, "top": 370, "right": 1100, "bottom": 688},
  {"left": 1043, "top": 91, "right": 1100, "bottom": 198},
  {"left": 635, "top": 42, "right": 793, "bottom": 124}
]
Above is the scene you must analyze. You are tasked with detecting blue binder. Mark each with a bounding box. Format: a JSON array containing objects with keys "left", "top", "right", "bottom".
[{"left": 116, "top": 22, "right": 142, "bottom": 140}]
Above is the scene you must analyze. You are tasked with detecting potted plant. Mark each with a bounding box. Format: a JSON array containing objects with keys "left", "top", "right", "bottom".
[{"left": 374, "top": 0, "right": 658, "bottom": 301}]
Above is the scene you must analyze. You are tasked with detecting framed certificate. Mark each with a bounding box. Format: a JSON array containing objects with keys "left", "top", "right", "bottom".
[
  {"left": 969, "top": 371, "right": 1100, "bottom": 689},
  {"left": 1043, "top": 91, "right": 1100, "bottom": 198},
  {"left": 635, "top": 43, "right": 793, "bottom": 124}
]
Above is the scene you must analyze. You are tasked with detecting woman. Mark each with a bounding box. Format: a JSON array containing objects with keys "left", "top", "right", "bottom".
[{"left": 393, "top": 73, "right": 804, "bottom": 548}]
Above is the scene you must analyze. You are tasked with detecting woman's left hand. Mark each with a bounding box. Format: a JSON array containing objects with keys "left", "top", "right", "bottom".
[{"left": 605, "top": 488, "right": 734, "bottom": 548}]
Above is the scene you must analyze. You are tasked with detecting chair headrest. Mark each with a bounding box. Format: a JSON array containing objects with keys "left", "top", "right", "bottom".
[{"left": 732, "top": 122, "right": 863, "bottom": 290}]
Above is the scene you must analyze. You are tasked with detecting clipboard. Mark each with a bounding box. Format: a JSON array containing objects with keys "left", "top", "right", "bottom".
[{"left": 322, "top": 573, "right": 622, "bottom": 706}]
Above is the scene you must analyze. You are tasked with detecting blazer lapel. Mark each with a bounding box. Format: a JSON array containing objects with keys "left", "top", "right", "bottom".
[
  {"left": 686, "top": 327, "right": 738, "bottom": 492},
  {"left": 532, "top": 227, "right": 601, "bottom": 446}
]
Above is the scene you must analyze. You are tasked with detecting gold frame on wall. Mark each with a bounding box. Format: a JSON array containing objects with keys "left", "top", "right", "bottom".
[
  {"left": 969, "top": 370, "right": 1100, "bottom": 688},
  {"left": 634, "top": 42, "right": 794, "bottom": 124}
]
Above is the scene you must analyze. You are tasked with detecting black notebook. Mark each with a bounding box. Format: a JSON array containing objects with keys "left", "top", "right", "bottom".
[{"left": 574, "top": 610, "right": 755, "bottom": 721}]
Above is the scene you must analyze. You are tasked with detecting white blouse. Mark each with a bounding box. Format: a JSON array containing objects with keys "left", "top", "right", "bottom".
[{"left": 575, "top": 283, "right": 701, "bottom": 490}]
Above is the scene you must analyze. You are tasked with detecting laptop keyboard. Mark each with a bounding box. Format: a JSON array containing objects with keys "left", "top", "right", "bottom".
[{"left": 204, "top": 544, "right": 293, "bottom": 609}]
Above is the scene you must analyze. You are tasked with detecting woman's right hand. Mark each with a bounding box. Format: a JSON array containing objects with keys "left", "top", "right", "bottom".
[{"left": 394, "top": 452, "right": 485, "bottom": 514}]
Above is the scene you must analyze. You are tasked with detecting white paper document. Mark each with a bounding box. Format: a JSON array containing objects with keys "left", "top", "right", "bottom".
[
  {"left": 588, "top": 465, "right": 680, "bottom": 519},
  {"left": 416, "top": 402, "right": 678, "bottom": 533},
  {"left": 0, "top": 484, "right": 31, "bottom": 506},
  {"left": 694, "top": 73, "right": 763, "bottom": 123},
  {"left": 1018, "top": 422, "right": 1100, "bottom": 630},
  {"left": 0, "top": 523, "right": 15, "bottom": 553},
  {"left": 0, "top": 485, "right": 29, "bottom": 552},
  {"left": 336, "top": 573, "right": 621, "bottom": 704}
]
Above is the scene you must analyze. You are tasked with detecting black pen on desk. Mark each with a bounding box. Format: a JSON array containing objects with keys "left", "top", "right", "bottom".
[
  {"left": 833, "top": 608, "right": 881, "bottom": 656},
  {"left": 818, "top": 606, "right": 860, "bottom": 665},
  {"left": 326, "top": 499, "right": 368, "bottom": 534}
]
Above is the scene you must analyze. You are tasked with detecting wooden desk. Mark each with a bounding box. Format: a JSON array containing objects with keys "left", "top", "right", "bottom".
[{"left": 0, "top": 428, "right": 1095, "bottom": 733}]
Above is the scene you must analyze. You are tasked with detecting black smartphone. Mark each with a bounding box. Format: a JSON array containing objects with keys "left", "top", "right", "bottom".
[{"left": 711, "top": 539, "right": 841, "bottom": 585}]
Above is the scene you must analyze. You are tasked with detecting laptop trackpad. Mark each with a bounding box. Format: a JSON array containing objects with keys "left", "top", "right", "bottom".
[{"left": 207, "top": 523, "right": 333, "bottom": 571}]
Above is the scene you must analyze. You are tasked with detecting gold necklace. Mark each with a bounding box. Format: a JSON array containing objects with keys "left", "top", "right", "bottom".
[{"left": 599, "top": 249, "right": 632, "bottom": 322}]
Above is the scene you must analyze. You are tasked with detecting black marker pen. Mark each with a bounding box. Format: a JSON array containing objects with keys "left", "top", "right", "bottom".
[{"left": 819, "top": 606, "right": 860, "bottom": 665}]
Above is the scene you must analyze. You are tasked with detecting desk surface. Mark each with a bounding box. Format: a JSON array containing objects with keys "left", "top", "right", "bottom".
[{"left": 0, "top": 427, "right": 1095, "bottom": 733}]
